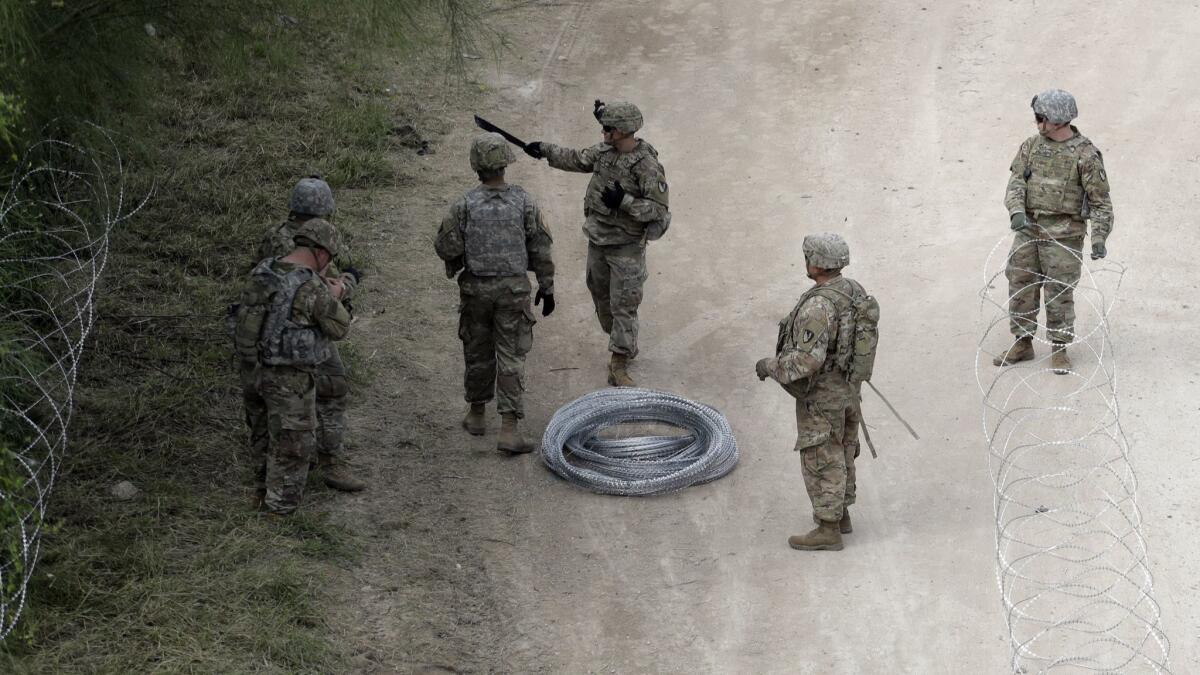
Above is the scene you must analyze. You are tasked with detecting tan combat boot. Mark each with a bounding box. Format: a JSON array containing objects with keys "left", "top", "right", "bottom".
[
  {"left": 497, "top": 413, "right": 535, "bottom": 454},
  {"left": 992, "top": 336, "right": 1035, "bottom": 367},
  {"left": 462, "top": 403, "right": 487, "bottom": 436},
  {"left": 788, "top": 520, "right": 844, "bottom": 551},
  {"left": 1050, "top": 342, "right": 1072, "bottom": 375},
  {"left": 607, "top": 353, "right": 634, "bottom": 387},
  {"left": 813, "top": 507, "right": 852, "bottom": 534},
  {"left": 319, "top": 456, "right": 367, "bottom": 492}
]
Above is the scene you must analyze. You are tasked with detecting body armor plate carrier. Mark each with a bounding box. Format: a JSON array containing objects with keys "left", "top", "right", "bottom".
[{"left": 462, "top": 186, "right": 528, "bottom": 277}]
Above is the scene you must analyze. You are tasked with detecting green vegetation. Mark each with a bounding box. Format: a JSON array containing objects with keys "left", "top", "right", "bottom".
[{"left": 0, "top": 0, "right": 497, "bottom": 670}]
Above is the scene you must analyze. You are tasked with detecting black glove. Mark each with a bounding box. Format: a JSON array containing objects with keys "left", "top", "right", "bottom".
[
  {"left": 342, "top": 266, "right": 363, "bottom": 284},
  {"left": 593, "top": 99, "right": 605, "bottom": 121},
  {"left": 600, "top": 181, "right": 626, "bottom": 210},
  {"left": 1010, "top": 213, "right": 1030, "bottom": 231},
  {"left": 524, "top": 141, "right": 544, "bottom": 159},
  {"left": 535, "top": 288, "right": 555, "bottom": 316},
  {"left": 1091, "top": 241, "right": 1107, "bottom": 260},
  {"left": 755, "top": 358, "right": 771, "bottom": 381}
]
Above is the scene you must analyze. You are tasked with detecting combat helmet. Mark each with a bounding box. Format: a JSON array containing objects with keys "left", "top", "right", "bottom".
[
  {"left": 289, "top": 176, "right": 336, "bottom": 216},
  {"left": 803, "top": 233, "right": 850, "bottom": 270},
  {"left": 597, "top": 101, "right": 643, "bottom": 134},
  {"left": 1031, "top": 89, "right": 1078, "bottom": 125},
  {"left": 294, "top": 218, "right": 340, "bottom": 256},
  {"left": 470, "top": 132, "right": 516, "bottom": 172}
]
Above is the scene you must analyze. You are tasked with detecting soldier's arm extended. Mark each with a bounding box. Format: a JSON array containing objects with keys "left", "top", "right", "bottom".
[
  {"left": 766, "top": 297, "right": 836, "bottom": 384},
  {"left": 524, "top": 195, "right": 555, "bottom": 294},
  {"left": 621, "top": 160, "right": 669, "bottom": 223},
  {"left": 434, "top": 200, "right": 466, "bottom": 278},
  {"left": 296, "top": 279, "right": 352, "bottom": 341},
  {"left": 1004, "top": 137, "right": 1035, "bottom": 217},
  {"left": 1080, "top": 149, "right": 1113, "bottom": 246},
  {"left": 542, "top": 142, "right": 602, "bottom": 173}
]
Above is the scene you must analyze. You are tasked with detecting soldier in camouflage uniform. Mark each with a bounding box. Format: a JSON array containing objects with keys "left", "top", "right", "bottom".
[
  {"left": 234, "top": 219, "right": 352, "bottom": 516},
  {"left": 247, "top": 176, "right": 365, "bottom": 492},
  {"left": 994, "top": 89, "right": 1113, "bottom": 374},
  {"left": 756, "top": 233, "right": 868, "bottom": 552},
  {"left": 435, "top": 133, "right": 556, "bottom": 453},
  {"left": 524, "top": 101, "right": 670, "bottom": 387}
]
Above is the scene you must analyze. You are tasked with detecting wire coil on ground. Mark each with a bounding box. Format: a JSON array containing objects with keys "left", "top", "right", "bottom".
[{"left": 540, "top": 387, "right": 739, "bottom": 496}]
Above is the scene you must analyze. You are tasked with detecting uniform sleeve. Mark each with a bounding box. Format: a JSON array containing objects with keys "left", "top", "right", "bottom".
[
  {"left": 524, "top": 193, "right": 555, "bottom": 294},
  {"left": 1080, "top": 148, "right": 1113, "bottom": 245},
  {"left": 619, "top": 157, "right": 670, "bottom": 223},
  {"left": 336, "top": 268, "right": 357, "bottom": 300},
  {"left": 1004, "top": 137, "right": 1034, "bottom": 217},
  {"left": 434, "top": 199, "right": 466, "bottom": 278},
  {"left": 255, "top": 225, "right": 283, "bottom": 268},
  {"left": 767, "top": 297, "right": 836, "bottom": 384},
  {"left": 544, "top": 142, "right": 601, "bottom": 173},
  {"left": 294, "top": 279, "right": 352, "bottom": 341}
]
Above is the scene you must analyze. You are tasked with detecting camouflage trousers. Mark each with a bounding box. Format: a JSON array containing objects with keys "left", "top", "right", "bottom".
[
  {"left": 459, "top": 283, "right": 536, "bottom": 417},
  {"left": 586, "top": 242, "right": 647, "bottom": 357},
  {"left": 256, "top": 365, "right": 317, "bottom": 515},
  {"left": 795, "top": 395, "right": 858, "bottom": 523},
  {"left": 1005, "top": 233, "right": 1083, "bottom": 343},
  {"left": 314, "top": 345, "right": 349, "bottom": 461},
  {"left": 241, "top": 346, "right": 349, "bottom": 477}
]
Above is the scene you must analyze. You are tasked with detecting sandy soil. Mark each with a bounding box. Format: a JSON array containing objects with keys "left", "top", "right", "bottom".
[{"left": 329, "top": 1, "right": 1200, "bottom": 672}]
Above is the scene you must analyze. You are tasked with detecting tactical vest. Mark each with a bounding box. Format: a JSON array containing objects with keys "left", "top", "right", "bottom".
[
  {"left": 461, "top": 186, "right": 528, "bottom": 277},
  {"left": 584, "top": 142, "right": 669, "bottom": 236},
  {"left": 1023, "top": 134, "right": 1094, "bottom": 217},
  {"left": 233, "top": 259, "right": 332, "bottom": 367},
  {"left": 778, "top": 277, "right": 880, "bottom": 386}
]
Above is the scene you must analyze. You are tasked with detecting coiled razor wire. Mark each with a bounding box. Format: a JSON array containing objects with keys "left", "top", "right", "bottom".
[
  {"left": 0, "top": 126, "right": 148, "bottom": 640},
  {"left": 540, "top": 387, "right": 738, "bottom": 496},
  {"left": 976, "top": 234, "right": 1170, "bottom": 673}
]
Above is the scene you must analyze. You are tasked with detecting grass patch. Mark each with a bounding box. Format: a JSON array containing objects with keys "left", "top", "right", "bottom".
[
  {"left": 0, "top": 0, "right": 504, "bottom": 669},
  {"left": 1, "top": 475, "right": 359, "bottom": 673}
]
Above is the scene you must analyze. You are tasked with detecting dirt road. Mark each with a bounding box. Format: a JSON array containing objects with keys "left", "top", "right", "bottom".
[{"left": 334, "top": 1, "right": 1200, "bottom": 672}]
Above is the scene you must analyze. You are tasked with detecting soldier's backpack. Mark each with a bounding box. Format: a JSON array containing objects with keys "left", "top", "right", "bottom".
[
  {"left": 230, "top": 259, "right": 331, "bottom": 367},
  {"left": 811, "top": 279, "right": 880, "bottom": 385}
]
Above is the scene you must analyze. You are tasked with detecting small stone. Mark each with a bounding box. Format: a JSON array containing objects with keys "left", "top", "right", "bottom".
[
  {"left": 143, "top": 23, "right": 157, "bottom": 37},
  {"left": 111, "top": 481, "right": 140, "bottom": 501}
]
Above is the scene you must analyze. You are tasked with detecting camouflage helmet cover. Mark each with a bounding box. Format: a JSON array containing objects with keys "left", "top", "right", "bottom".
[
  {"left": 289, "top": 176, "right": 335, "bottom": 216},
  {"left": 294, "top": 218, "right": 340, "bottom": 256},
  {"left": 803, "top": 232, "right": 850, "bottom": 269},
  {"left": 597, "top": 101, "right": 643, "bottom": 133},
  {"left": 1031, "top": 89, "right": 1078, "bottom": 125},
  {"left": 470, "top": 132, "right": 516, "bottom": 172}
]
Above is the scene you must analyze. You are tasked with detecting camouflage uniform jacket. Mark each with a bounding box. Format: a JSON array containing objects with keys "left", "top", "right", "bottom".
[
  {"left": 766, "top": 275, "right": 856, "bottom": 405},
  {"left": 256, "top": 218, "right": 358, "bottom": 299},
  {"left": 542, "top": 139, "right": 669, "bottom": 246},
  {"left": 1005, "top": 127, "right": 1113, "bottom": 246},
  {"left": 435, "top": 183, "right": 555, "bottom": 296}
]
